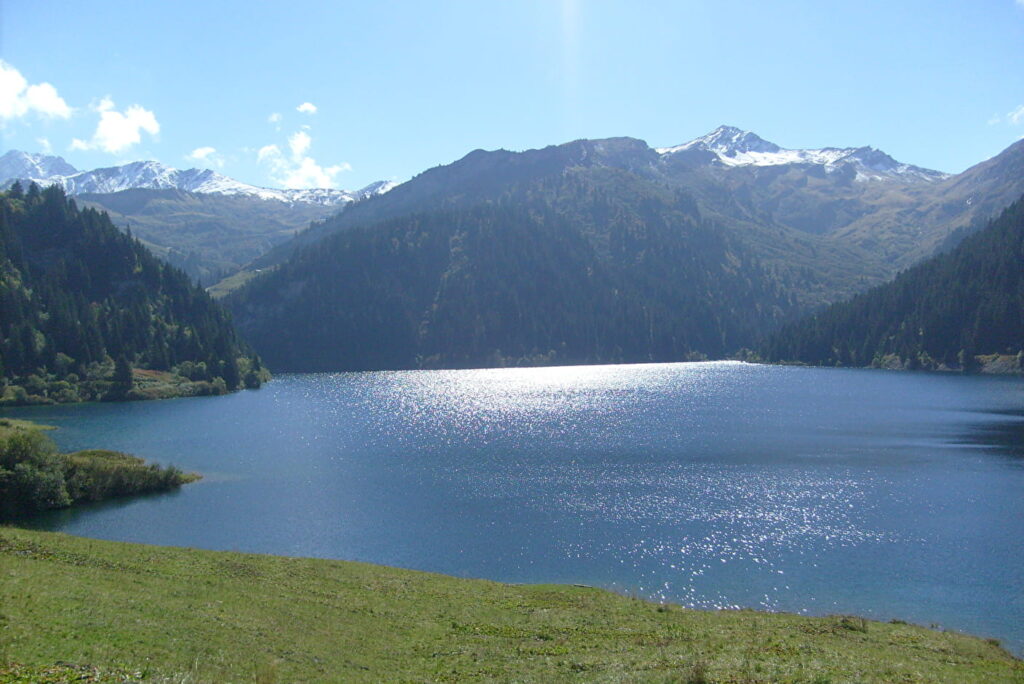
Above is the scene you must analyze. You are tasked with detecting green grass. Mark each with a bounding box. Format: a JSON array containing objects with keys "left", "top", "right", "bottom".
[
  {"left": 1, "top": 528, "right": 1020, "bottom": 682},
  {"left": 207, "top": 267, "right": 270, "bottom": 299}
]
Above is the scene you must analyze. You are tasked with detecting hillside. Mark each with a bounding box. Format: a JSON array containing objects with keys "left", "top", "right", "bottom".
[
  {"left": 245, "top": 133, "right": 893, "bottom": 307},
  {"left": 2, "top": 527, "right": 1020, "bottom": 682},
  {"left": 228, "top": 170, "right": 795, "bottom": 371},
  {"left": 222, "top": 130, "right": 1024, "bottom": 374},
  {"left": 76, "top": 188, "right": 340, "bottom": 284},
  {"left": 0, "top": 183, "right": 266, "bottom": 404},
  {"left": 762, "top": 196, "right": 1024, "bottom": 370},
  {"left": 0, "top": 150, "right": 395, "bottom": 284}
]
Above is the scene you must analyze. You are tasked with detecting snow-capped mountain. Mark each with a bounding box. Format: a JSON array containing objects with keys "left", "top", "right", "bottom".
[
  {"left": 657, "top": 125, "right": 949, "bottom": 183},
  {"left": 0, "top": 150, "right": 78, "bottom": 181},
  {"left": 0, "top": 150, "right": 395, "bottom": 207}
]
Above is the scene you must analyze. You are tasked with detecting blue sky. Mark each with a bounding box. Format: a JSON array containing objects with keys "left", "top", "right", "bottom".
[{"left": 2, "top": 0, "right": 1022, "bottom": 189}]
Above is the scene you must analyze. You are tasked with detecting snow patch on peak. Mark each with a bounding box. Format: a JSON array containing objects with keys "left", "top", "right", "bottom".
[
  {"left": 656, "top": 125, "right": 779, "bottom": 157},
  {"left": 357, "top": 179, "right": 400, "bottom": 197},
  {"left": 657, "top": 128, "right": 949, "bottom": 183}
]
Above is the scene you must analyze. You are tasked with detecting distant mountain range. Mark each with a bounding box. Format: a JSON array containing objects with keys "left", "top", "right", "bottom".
[
  {"left": 0, "top": 150, "right": 395, "bottom": 206},
  {"left": 0, "top": 150, "right": 396, "bottom": 284},
  {"left": 4, "top": 126, "right": 1023, "bottom": 375},
  {"left": 249, "top": 126, "right": 1024, "bottom": 303}
]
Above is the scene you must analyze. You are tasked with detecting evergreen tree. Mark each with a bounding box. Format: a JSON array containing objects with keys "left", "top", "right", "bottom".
[{"left": 112, "top": 355, "right": 133, "bottom": 399}]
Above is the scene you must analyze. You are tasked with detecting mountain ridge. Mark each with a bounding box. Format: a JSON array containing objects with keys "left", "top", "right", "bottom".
[
  {"left": 0, "top": 149, "right": 398, "bottom": 283},
  {"left": 0, "top": 150, "right": 396, "bottom": 207},
  {"left": 246, "top": 124, "right": 1009, "bottom": 295},
  {"left": 225, "top": 127, "right": 1024, "bottom": 373}
]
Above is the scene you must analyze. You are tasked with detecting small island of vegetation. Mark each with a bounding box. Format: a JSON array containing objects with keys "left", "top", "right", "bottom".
[{"left": 0, "top": 418, "right": 197, "bottom": 520}]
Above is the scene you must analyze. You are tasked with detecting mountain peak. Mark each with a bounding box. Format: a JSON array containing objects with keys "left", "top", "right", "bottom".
[
  {"left": 699, "top": 125, "right": 781, "bottom": 155},
  {"left": 656, "top": 126, "right": 781, "bottom": 158},
  {"left": 0, "top": 149, "right": 79, "bottom": 181},
  {"left": 656, "top": 129, "right": 948, "bottom": 183}
]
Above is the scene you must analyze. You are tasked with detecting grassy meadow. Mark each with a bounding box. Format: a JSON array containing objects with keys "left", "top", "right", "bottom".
[{"left": 0, "top": 528, "right": 1020, "bottom": 683}]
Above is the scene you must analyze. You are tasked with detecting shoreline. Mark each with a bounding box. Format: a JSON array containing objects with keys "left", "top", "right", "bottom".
[{"left": 757, "top": 355, "right": 1024, "bottom": 375}]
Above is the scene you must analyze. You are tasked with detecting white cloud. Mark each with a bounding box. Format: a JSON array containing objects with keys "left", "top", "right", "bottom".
[
  {"left": 187, "top": 146, "right": 224, "bottom": 168},
  {"left": 288, "top": 130, "right": 311, "bottom": 158},
  {"left": 71, "top": 97, "right": 160, "bottom": 154},
  {"left": 296, "top": 102, "right": 317, "bottom": 114},
  {"left": 257, "top": 144, "right": 281, "bottom": 163},
  {"left": 257, "top": 132, "right": 350, "bottom": 189},
  {"left": 987, "top": 114, "right": 1002, "bottom": 126},
  {"left": 37, "top": 137, "right": 52, "bottom": 153},
  {"left": 1008, "top": 104, "right": 1024, "bottom": 125},
  {"left": 188, "top": 146, "right": 217, "bottom": 160},
  {"left": 0, "top": 60, "right": 72, "bottom": 120},
  {"left": 268, "top": 112, "right": 282, "bottom": 123}
]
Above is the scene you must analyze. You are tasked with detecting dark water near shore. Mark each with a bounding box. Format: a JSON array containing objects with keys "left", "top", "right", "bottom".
[{"left": 7, "top": 363, "right": 1024, "bottom": 651}]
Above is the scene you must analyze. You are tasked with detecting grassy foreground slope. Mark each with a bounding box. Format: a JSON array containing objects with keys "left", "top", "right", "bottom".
[{"left": 1, "top": 529, "right": 1020, "bottom": 682}]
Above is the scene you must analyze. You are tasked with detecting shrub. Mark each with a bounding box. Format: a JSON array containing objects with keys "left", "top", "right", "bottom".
[{"left": 0, "top": 430, "right": 70, "bottom": 517}]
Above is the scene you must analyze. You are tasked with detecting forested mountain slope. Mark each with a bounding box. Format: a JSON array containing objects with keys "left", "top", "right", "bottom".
[
  {"left": 762, "top": 196, "right": 1024, "bottom": 370},
  {"left": 228, "top": 132, "right": 1024, "bottom": 374},
  {"left": 229, "top": 170, "right": 794, "bottom": 371},
  {"left": 247, "top": 134, "right": 894, "bottom": 308},
  {"left": 0, "top": 183, "right": 265, "bottom": 404}
]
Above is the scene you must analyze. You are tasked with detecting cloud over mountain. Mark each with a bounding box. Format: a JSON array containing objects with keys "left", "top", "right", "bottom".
[
  {"left": 71, "top": 97, "right": 160, "bottom": 154},
  {"left": 258, "top": 129, "right": 350, "bottom": 189}
]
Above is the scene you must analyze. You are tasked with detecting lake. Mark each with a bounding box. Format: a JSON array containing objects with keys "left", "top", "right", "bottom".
[{"left": 7, "top": 362, "right": 1024, "bottom": 652}]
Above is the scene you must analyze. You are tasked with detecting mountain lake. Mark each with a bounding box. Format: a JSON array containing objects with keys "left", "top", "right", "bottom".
[{"left": 6, "top": 362, "right": 1023, "bottom": 653}]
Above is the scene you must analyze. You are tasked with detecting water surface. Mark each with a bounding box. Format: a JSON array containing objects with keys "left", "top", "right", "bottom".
[{"left": 8, "top": 363, "right": 1024, "bottom": 651}]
